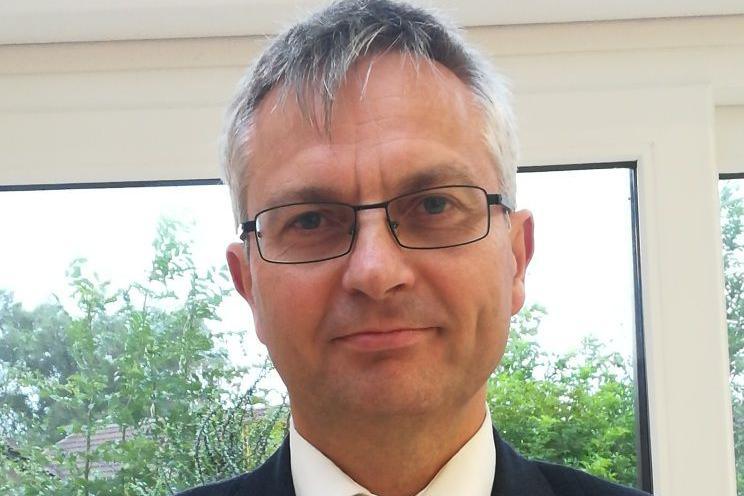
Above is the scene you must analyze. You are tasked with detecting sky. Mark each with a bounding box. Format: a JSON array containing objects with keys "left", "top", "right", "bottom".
[{"left": 0, "top": 168, "right": 641, "bottom": 378}]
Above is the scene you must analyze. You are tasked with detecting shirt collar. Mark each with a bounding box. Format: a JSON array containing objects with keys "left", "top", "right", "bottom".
[{"left": 290, "top": 407, "right": 496, "bottom": 496}]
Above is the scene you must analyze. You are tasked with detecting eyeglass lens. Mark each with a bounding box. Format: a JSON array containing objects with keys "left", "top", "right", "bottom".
[{"left": 254, "top": 186, "right": 489, "bottom": 263}]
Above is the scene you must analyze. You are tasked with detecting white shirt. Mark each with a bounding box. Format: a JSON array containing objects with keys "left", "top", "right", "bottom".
[{"left": 289, "top": 409, "right": 496, "bottom": 496}]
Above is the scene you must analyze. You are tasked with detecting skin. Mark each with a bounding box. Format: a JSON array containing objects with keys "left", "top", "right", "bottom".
[{"left": 226, "top": 53, "right": 534, "bottom": 496}]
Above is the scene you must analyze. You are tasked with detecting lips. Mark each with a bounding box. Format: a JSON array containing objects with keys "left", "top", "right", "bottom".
[{"left": 333, "top": 327, "right": 434, "bottom": 352}]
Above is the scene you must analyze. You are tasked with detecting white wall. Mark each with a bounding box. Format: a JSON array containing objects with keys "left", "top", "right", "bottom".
[
  {"left": 718, "top": 106, "right": 744, "bottom": 174},
  {"left": 1, "top": 13, "right": 743, "bottom": 496},
  {"left": 3, "top": 0, "right": 744, "bottom": 44}
]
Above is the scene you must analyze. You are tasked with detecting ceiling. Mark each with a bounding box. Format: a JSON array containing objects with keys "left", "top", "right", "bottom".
[{"left": 2, "top": 0, "right": 744, "bottom": 45}]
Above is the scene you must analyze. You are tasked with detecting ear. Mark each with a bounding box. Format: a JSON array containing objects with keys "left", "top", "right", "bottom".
[
  {"left": 226, "top": 242, "right": 254, "bottom": 306},
  {"left": 227, "top": 242, "right": 269, "bottom": 344},
  {"left": 508, "top": 209, "right": 535, "bottom": 316}
]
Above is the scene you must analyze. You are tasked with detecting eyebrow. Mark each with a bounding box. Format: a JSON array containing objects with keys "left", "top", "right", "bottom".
[
  {"left": 395, "top": 164, "right": 480, "bottom": 195},
  {"left": 257, "top": 163, "right": 480, "bottom": 213},
  {"left": 261, "top": 185, "right": 343, "bottom": 210}
]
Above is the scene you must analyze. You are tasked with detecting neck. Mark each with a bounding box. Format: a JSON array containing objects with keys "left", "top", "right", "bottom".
[{"left": 291, "top": 388, "right": 487, "bottom": 496}]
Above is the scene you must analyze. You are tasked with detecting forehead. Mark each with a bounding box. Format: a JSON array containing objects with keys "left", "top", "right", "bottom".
[{"left": 246, "top": 53, "right": 497, "bottom": 212}]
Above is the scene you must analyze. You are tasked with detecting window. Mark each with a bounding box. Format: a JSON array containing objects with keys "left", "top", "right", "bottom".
[
  {"left": 0, "top": 168, "right": 650, "bottom": 493},
  {"left": 721, "top": 176, "right": 744, "bottom": 496},
  {"left": 496, "top": 164, "right": 650, "bottom": 490},
  {"left": 0, "top": 181, "right": 283, "bottom": 493}
]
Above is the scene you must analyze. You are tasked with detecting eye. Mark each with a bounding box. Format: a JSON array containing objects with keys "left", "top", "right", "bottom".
[
  {"left": 421, "top": 195, "right": 448, "bottom": 214},
  {"left": 293, "top": 211, "right": 322, "bottom": 230}
]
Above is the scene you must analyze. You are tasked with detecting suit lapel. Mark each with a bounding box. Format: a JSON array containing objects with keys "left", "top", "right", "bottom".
[
  {"left": 490, "top": 428, "right": 556, "bottom": 496},
  {"left": 242, "top": 436, "right": 296, "bottom": 496},
  {"left": 273, "top": 436, "right": 297, "bottom": 495}
]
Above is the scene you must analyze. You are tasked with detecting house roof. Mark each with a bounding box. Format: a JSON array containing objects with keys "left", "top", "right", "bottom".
[{"left": 52, "top": 424, "right": 136, "bottom": 479}]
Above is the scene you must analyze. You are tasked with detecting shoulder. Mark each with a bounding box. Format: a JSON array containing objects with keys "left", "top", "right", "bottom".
[
  {"left": 534, "top": 460, "right": 650, "bottom": 496},
  {"left": 176, "top": 472, "right": 253, "bottom": 496},
  {"left": 175, "top": 462, "right": 290, "bottom": 496}
]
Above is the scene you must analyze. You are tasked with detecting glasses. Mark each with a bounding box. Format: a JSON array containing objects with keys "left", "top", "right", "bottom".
[{"left": 240, "top": 185, "right": 512, "bottom": 264}]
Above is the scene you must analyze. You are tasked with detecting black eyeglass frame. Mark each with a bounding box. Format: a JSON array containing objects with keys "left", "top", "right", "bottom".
[{"left": 239, "top": 184, "right": 513, "bottom": 264}]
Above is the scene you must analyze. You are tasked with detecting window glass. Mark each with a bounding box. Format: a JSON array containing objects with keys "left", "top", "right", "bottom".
[
  {"left": 0, "top": 170, "right": 646, "bottom": 492},
  {"left": 494, "top": 167, "right": 643, "bottom": 489},
  {"left": 720, "top": 179, "right": 744, "bottom": 495},
  {"left": 0, "top": 185, "right": 284, "bottom": 493}
]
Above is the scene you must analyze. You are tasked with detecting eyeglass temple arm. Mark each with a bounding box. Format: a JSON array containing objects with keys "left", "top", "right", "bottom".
[
  {"left": 239, "top": 220, "right": 255, "bottom": 241},
  {"left": 487, "top": 193, "right": 513, "bottom": 213}
]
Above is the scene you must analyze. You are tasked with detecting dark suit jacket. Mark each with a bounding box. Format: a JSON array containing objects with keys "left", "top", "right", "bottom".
[{"left": 179, "top": 428, "right": 650, "bottom": 496}]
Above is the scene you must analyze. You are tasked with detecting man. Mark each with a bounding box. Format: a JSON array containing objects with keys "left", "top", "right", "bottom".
[{"left": 182, "top": 0, "right": 650, "bottom": 494}]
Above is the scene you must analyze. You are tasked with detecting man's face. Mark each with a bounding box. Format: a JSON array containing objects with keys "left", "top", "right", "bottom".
[{"left": 227, "top": 54, "right": 533, "bottom": 420}]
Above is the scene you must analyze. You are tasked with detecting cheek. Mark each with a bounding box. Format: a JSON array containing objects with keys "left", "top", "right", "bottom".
[
  {"left": 251, "top": 266, "right": 333, "bottom": 353},
  {"left": 436, "top": 243, "right": 513, "bottom": 346},
  {"left": 454, "top": 241, "right": 513, "bottom": 302}
]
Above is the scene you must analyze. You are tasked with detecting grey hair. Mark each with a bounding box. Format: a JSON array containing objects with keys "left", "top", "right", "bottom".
[{"left": 220, "top": 0, "right": 518, "bottom": 229}]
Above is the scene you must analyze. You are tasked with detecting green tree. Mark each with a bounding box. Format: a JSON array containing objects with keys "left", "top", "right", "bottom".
[
  {"left": 721, "top": 183, "right": 744, "bottom": 494},
  {"left": 0, "top": 219, "right": 248, "bottom": 495},
  {"left": 489, "top": 304, "right": 637, "bottom": 487},
  {"left": 193, "top": 360, "right": 288, "bottom": 482},
  {"left": 0, "top": 292, "right": 74, "bottom": 443}
]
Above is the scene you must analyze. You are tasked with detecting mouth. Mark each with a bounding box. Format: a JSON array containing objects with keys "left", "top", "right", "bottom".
[{"left": 332, "top": 327, "right": 435, "bottom": 352}]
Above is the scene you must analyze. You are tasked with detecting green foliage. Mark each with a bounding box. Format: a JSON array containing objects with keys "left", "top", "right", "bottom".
[
  {"left": 0, "top": 219, "right": 248, "bottom": 495},
  {"left": 721, "top": 184, "right": 744, "bottom": 495},
  {"left": 489, "top": 304, "right": 637, "bottom": 487},
  {"left": 194, "top": 361, "right": 289, "bottom": 480},
  {"left": 723, "top": 185, "right": 744, "bottom": 377},
  {"left": 0, "top": 292, "right": 74, "bottom": 443}
]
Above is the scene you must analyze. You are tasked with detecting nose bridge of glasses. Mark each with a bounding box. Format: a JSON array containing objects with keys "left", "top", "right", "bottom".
[{"left": 351, "top": 201, "right": 399, "bottom": 236}]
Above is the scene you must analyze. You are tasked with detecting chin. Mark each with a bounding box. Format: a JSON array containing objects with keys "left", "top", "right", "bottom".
[
  {"left": 345, "top": 393, "right": 444, "bottom": 418},
  {"left": 329, "top": 368, "right": 456, "bottom": 418}
]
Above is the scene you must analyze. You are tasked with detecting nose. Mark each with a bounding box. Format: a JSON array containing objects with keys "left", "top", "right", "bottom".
[{"left": 341, "top": 210, "right": 416, "bottom": 300}]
